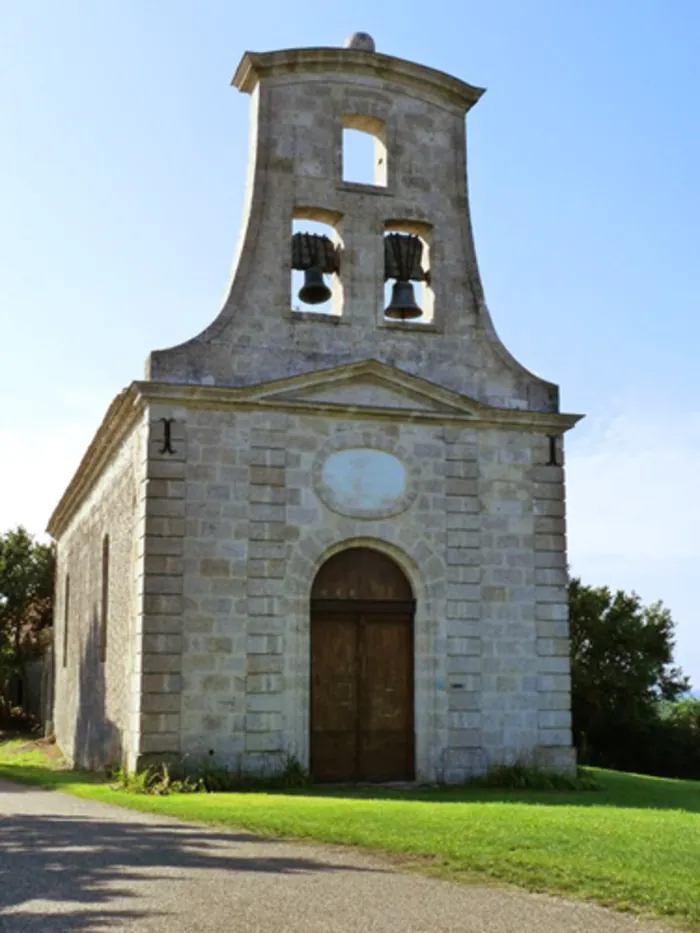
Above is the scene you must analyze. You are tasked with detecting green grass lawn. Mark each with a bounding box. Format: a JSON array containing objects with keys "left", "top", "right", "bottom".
[{"left": 2, "top": 737, "right": 700, "bottom": 929}]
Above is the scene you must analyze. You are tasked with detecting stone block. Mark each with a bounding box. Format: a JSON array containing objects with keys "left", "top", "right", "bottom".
[
  {"left": 534, "top": 516, "right": 566, "bottom": 535},
  {"left": 250, "top": 466, "right": 286, "bottom": 486},
  {"left": 534, "top": 568, "right": 567, "bottom": 586},
  {"left": 536, "top": 637, "right": 570, "bottom": 657},
  {"left": 537, "top": 691, "right": 571, "bottom": 711},
  {"left": 144, "top": 555, "right": 184, "bottom": 576},
  {"left": 139, "top": 733, "right": 180, "bottom": 755},
  {"left": 141, "top": 693, "right": 182, "bottom": 714},
  {"left": 245, "top": 712, "right": 283, "bottom": 732},
  {"left": 538, "top": 710, "right": 572, "bottom": 729},
  {"left": 538, "top": 656, "right": 570, "bottom": 674},
  {"left": 245, "top": 732, "right": 284, "bottom": 752},
  {"left": 247, "top": 559, "right": 286, "bottom": 578},
  {"left": 447, "top": 656, "right": 481, "bottom": 675},
  {"left": 248, "top": 522, "right": 286, "bottom": 541},
  {"left": 448, "top": 691, "right": 481, "bottom": 711},
  {"left": 142, "top": 673, "right": 181, "bottom": 693},
  {"left": 143, "top": 594, "right": 183, "bottom": 615},
  {"left": 146, "top": 459, "right": 186, "bottom": 480},
  {"left": 249, "top": 486, "right": 287, "bottom": 504},
  {"left": 538, "top": 728, "right": 573, "bottom": 747},
  {"left": 144, "top": 516, "right": 186, "bottom": 538},
  {"left": 143, "top": 575, "right": 183, "bottom": 596},
  {"left": 247, "top": 655, "right": 284, "bottom": 675},
  {"left": 247, "top": 674, "right": 284, "bottom": 693},
  {"left": 535, "top": 585, "right": 567, "bottom": 604},
  {"left": 448, "top": 729, "right": 482, "bottom": 748},
  {"left": 535, "top": 620, "right": 569, "bottom": 638},
  {"left": 481, "top": 586, "right": 507, "bottom": 603},
  {"left": 537, "top": 674, "right": 571, "bottom": 693},
  {"left": 247, "top": 578, "right": 285, "bottom": 597},
  {"left": 447, "top": 636, "right": 481, "bottom": 656},
  {"left": 446, "top": 497, "right": 479, "bottom": 514},
  {"left": 141, "top": 712, "right": 180, "bottom": 733},
  {"left": 534, "top": 534, "right": 566, "bottom": 552},
  {"left": 446, "top": 513, "right": 480, "bottom": 530},
  {"left": 535, "top": 603, "right": 569, "bottom": 622},
  {"left": 446, "top": 600, "right": 481, "bottom": 619},
  {"left": 146, "top": 498, "right": 186, "bottom": 518},
  {"left": 533, "top": 500, "right": 565, "bottom": 518},
  {"left": 248, "top": 542, "right": 287, "bottom": 560},
  {"left": 448, "top": 711, "right": 481, "bottom": 730},
  {"left": 532, "top": 483, "right": 562, "bottom": 501},
  {"left": 247, "top": 635, "right": 284, "bottom": 655},
  {"left": 145, "top": 479, "right": 186, "bottom": 499},
  {"left": 142, "top": 652, "right": 181, "bottom": 674},
  {"left": 248, "top": 448, "right": 286, "bottom": 467},
  {"left": 143, "top": 633, "right": 182, "bottom": 653}
]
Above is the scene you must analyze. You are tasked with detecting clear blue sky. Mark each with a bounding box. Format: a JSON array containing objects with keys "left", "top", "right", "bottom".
[{"left": 1, "top": 2, "right": 698, "bottom": 686}]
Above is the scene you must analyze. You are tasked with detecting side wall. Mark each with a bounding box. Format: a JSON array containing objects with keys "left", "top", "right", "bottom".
[
  {"left": 53, "top": 418, "right": 146, "bottom": 769},
  {"left": 143, "top": 404, "right": 574, "bottom": 781}
]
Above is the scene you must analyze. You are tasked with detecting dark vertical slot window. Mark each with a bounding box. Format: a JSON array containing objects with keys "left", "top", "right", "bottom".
[
  {"left": 100, "top": 535, "right": 109, "bottom": 663},
  {"left": 62, "top": 575, "right": 70, "bottom": 668}
]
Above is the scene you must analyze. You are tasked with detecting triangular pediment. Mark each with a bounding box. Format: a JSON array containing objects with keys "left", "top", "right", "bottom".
[{"left": 245, "top": 361, "right": 483, "bottom": 417}]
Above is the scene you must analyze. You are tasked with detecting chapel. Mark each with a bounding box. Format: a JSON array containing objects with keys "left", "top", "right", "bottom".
[{"left": 48, "top": 33, "right": 581, "bottom": 781}]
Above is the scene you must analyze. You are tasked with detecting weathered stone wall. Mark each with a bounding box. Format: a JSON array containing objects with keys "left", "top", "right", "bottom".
[
  {"left": 53, "top": 418, "right": 146, "bottom": 769},
  {"left": 147, "top": 401, "right": 575, "bottom": 782}
]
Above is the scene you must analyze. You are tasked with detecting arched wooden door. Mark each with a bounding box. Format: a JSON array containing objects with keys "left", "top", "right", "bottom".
[{"left": 310, "top": 548, "right": 415, "bottom": 783}]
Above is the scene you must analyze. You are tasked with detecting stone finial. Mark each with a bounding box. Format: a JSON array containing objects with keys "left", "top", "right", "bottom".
[{"left": 344, "top": 31, "right": 375, "bottom": 52}]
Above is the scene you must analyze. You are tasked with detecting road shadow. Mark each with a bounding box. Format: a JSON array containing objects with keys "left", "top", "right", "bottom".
[{"left": 0, "top": 813, "right": 387, "bottom": 932}]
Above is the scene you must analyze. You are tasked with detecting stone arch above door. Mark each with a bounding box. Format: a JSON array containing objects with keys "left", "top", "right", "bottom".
[
  {"left": 283, "top": 531, "right": 448, "bottom": 784},
  {"left": 311, "top": 547, "right": 414, "bottom": 603}
]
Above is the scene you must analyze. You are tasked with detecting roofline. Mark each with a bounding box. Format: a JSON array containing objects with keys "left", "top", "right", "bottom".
[
  {"left": 232, "top": 47, "right": 485, "bottom": 112},
  {"left": 46, "top": 388, "right": 144, "bottom": 539}
]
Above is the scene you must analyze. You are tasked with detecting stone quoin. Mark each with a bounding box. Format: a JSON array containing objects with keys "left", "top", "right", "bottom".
[{"left": 48, "top": 33, "right": 582, "bottom": 781}]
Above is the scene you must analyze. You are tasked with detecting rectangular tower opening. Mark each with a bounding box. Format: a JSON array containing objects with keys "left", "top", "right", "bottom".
[{"left": 342, "top": 115, "right": 387, "bottom": 187}]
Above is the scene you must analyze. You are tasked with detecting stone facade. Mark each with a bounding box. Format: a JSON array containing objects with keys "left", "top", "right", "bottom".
[{"left": 49, "top": 36, "right": 582, "bottom": 780}]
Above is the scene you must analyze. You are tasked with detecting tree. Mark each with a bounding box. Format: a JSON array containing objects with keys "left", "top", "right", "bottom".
[
  {"left": 0, "top": 527, "right": 55, "bottom": 716},
  {"left": 569, "top": 577, "right": 690, "bottom": 772}
]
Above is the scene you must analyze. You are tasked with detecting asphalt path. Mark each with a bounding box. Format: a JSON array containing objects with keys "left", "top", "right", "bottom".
[{"left": 0, "top": 778, "right": 671, "bottom": 933}]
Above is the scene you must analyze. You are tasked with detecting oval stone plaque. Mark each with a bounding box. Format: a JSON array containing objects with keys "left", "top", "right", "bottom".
[{"left": 320, "top": 448, "right": 408, "bottom": 517}]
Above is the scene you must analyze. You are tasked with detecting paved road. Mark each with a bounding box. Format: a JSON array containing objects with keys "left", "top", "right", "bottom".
[{"left": 0, "top": 778, "right": 670, "bottom": 933}]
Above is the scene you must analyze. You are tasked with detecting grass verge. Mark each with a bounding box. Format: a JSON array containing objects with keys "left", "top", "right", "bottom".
[{"left": 1, "top": 737, "right": 699, "bottom": 929}]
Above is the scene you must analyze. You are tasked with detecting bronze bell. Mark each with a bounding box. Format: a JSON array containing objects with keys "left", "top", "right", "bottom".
[
  {"left": 384, "top": 280, "right": 422, "bottom": 320},
  {"left": 298, "top": 266, "right": 332, "bottom": 305}
]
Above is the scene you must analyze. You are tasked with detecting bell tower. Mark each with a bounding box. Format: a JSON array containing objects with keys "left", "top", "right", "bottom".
[{"left": 147, "top": 32, "right": 559, "bottom": 414}]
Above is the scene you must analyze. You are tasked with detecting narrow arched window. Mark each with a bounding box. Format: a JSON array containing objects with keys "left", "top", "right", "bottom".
[
  {"left": 62, "top": 574, "right": 70, "bottom": 668},
  {"left": 100, "top": 535, "right": 109, "bottom": 663}
]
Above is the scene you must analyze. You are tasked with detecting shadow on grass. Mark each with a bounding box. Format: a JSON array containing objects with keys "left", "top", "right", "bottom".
[
  {"left": 288, "top": 771, "right": 700, "bottom": 813},
  {"left": 3, "top": 757, "right": 699, "bottom": 815},
  {"left": 0, "top": 807, "right": 388, "bottom": 932}
]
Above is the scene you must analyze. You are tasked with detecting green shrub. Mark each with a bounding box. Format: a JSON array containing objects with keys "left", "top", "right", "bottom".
[{"left": 111, "top": 752, "right": 311, "bottom": 796}]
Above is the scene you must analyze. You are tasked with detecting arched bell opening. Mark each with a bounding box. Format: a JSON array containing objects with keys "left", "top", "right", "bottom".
[
  {"left": 383, "top": 221, "right": 434, "bottom": 323},
  {"left": 310, "top": 547, "right": 415, "bottom": 783},
  {"left": 291, "top": 212, "right": 342, "bottom": 316}
]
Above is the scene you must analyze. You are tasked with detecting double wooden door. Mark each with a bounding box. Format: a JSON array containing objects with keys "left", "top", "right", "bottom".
[{"left": 311, "top": 608, "right": 414, "bottom": 783}]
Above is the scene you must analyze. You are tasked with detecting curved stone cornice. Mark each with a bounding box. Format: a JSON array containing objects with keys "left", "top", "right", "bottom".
[{"left": 232, "top": 47, "right": 485, "bottom": 112}]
